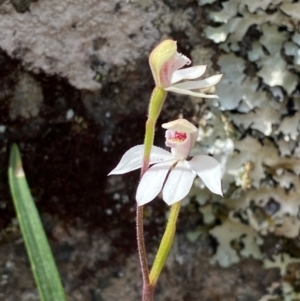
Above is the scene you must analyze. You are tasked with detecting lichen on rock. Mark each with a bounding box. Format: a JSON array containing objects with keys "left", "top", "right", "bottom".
[{"left": 191, "top": 2, "right": 300, "bottom": 298}]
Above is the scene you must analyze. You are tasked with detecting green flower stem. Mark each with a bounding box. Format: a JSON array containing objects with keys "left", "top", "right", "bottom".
[
  {"left": 149, "top": 201, "right": 181, "bottom": 286},
  {"left": 137, "top": 86, "right": 167, "bottom": 301},
  {"left": 141, "top": 87, "right": 167, "bottom": 175}
]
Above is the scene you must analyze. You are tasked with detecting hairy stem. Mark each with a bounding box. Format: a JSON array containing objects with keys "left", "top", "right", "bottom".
[
  {"left": 136, "top": 205, "right": 151, "bottom": 300},
  {"left": 136, "top": 87, "right": 167, "bottom": 301}
]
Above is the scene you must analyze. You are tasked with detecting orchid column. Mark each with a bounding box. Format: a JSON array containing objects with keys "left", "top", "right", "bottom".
[{"left": 109, "top": 39, "right": 223, "bottom": 301}]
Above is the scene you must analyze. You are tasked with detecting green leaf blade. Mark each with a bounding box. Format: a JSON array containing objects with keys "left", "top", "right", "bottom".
[{"left": 8, "top": 144, "right": 66, "bottom": 301}]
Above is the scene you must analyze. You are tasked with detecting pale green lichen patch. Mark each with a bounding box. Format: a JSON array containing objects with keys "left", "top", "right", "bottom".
[
  {"left": 209, "top": 219, "right": 263, "bottom": 267},
  {"left": 188, "top": 1, "right": 300, "bottom": 298},
  {"left": 257, "top": 53, "right": 297, "bottom": 94}
]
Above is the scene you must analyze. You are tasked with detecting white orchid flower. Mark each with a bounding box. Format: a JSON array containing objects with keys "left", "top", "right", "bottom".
[
  {"left": 108, "top": 119, "right": 223, "bottom": 206},
  {"left": 149, "top": 39, "right": 222, "bottom": 98}
]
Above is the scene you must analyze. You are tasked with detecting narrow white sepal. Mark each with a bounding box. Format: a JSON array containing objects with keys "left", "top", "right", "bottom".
[
  {"left": 171, "top": 74, "right": 223, "bottom": 90},
  {"left": 108, "top": 145, "right": 144, "bottom": 175},
  {"left": 165, "top": 86, "right": 219, "bottom": 98},
  {"left": 108, "top": 145, "right": 173, "bottom": 176},
  {"left": 136, "top": 160, "right": 176, "bottom": 206},
  {"left": 170, "top": 65, "right": 207, "bottom": 84},
  {"left": 187, "top": 155, "right": 223, "bottom": 196},
  {"left": 162, "top": 161, "right": 196, "bottom": 205}
]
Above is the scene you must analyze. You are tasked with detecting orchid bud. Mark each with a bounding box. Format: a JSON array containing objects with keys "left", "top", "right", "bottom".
[
  {"left": 149, "top": 39, "right": 222, "bottom": 98},
  {"left": 149, "top": 40, "right": 191, "bottom": 88}
]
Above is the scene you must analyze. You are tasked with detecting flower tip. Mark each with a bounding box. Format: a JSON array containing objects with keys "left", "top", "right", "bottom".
[
  {"left": 149, "top": 40, "right": 177, "bottom": 64},
  {"left": 217, "top": 73, "right": 223, "bottom": 80},
  {"left": 216, "top": 188, "right": 223, "bottom": 197},
  {"left": 164, "top": 199, "right": 181, "bottom": 206},
  {"left": 162, "top": 118, "right": 197, "bottom": 134},
  {"left": 136, "top": 195, "right": 152, "bottom": 206},
  {"left": 107, "top": 168, "right": 118, "bottom": 176},
  {"left": 213, "top": 184, "right": 223, "bottom": 197},
  {"left": 213, "top": 73, "right": 223, "bottom": 85},
  {"left": 149, "top": 39, "right": 178, "bottom": 87},
  {"left": 150, "top": 39, "right": 177, "bottom": 53}
]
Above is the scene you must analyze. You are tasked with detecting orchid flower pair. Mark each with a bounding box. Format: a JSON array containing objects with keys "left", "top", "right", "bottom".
[
  {"left": 109, "top": 119, "right": 222, "bottom": 205},
  {"left": 109, "top": 40, "right": 223, "bottom": 300},
  {"left": 109, "top": 40, "right": 223, "bottom": 206}
]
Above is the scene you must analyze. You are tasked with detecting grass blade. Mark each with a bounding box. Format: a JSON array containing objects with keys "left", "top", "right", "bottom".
[{"left": 8, "top": 144, "right": 66, "bottom": 301}]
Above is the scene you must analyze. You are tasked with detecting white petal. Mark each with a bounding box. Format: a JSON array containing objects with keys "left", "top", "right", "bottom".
[
  {"left": 187, "top": 155, "right": 223, "bottom": 196},
  {"left": 108, "top": 145, "right": 173, "bottom": 175},
  {"left": 170, "top": 53, "right": 191, "bottom": 74},
  {"left": 162, "top": 161, "right": 196, "bottom": 205},
  {"left": 171, "top": 74, "right": 223, "bottom": 90},
  {"left": 136, "top": 160, "right": 177, "bottom": 206},
  {"left": 170, "top": 65, "right": 207, "bottom": 84},
  {"left": 165, "top": 86, "right": 219, "bottom": 98},
  {"left": 108, "top": 145, "right": 144, "bottom": 175},
  {"left": 149, "top": 146, "right": 174, "bottom": 163}
]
